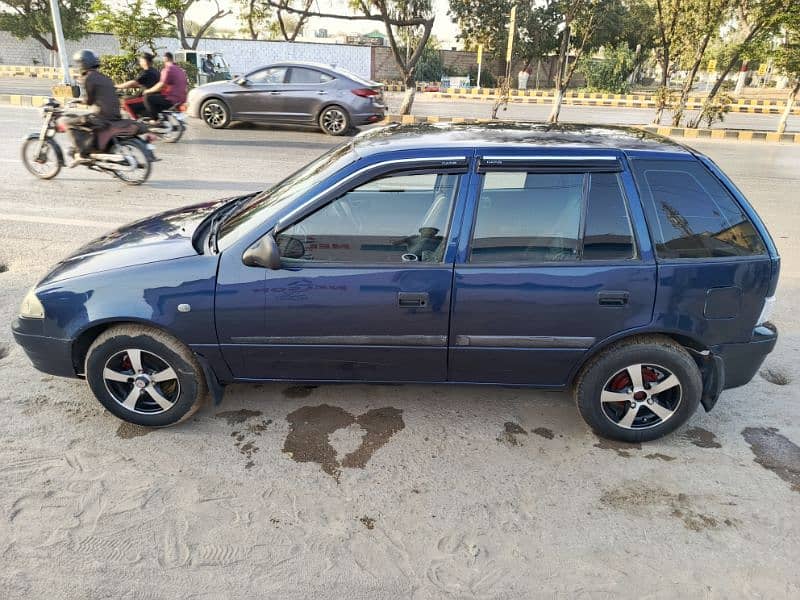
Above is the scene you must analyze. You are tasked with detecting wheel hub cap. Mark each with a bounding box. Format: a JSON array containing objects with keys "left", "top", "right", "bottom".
[
  {"left": 600, "top": 363, "right": 682, "bottom": 430},
  {"left": 102, "top": 349, "right": 180, "bottom": 415}
]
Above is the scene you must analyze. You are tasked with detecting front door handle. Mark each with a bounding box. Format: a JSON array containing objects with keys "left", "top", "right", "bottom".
[
  {"left": 597, "top": 291, "right": 629, "bottom": 306},
  {"left": 270, "top": 91, "right": 281, "bottom": 95},
  {"left": 317, "top": 90, "right": 327, "bottom": 95},
  {"left": 398, "top": 292, "right": 429, "bottom": 308}
]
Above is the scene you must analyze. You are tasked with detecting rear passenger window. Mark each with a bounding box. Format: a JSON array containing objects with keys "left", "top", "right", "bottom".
[
  {"left": 471, "top": 173, "right": 584, "bottom": 263},
  {"left": 583, "top": 173, "right": 635, "bottom": 260},
  {"left": 288, "top": 68, "right": 333, "bottom": 84},
  {"left": 469, "top": 171, "right": 635, "bottom": 263},
  {"left": 632, "top": 159, "right": 766, "bottom": 259}
]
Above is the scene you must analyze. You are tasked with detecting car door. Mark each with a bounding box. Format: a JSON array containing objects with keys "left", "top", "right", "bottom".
[
  {"left": 228, "top": 66, "right": 288, "bottom": 121},
  {"left": 448, "top": 154, "right": 657, "bottom": 386},
  {"left": 280, "top": 67, "right": 335, "bottom": 123},
  {"left": 215, "top": 162, "right": 468, "bottom": 382}
]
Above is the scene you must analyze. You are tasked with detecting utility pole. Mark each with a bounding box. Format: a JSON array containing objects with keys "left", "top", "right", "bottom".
[
  {"left": 476, "top": 44, "right": 483, "bottom": 88},
  {"left": 48, "top": 0, "right": 72, "bottom": 84}
]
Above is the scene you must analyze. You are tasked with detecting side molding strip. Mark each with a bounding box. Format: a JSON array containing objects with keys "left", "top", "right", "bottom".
[{"left": 454, "top": 335, "right": 595, "bottom": 349}]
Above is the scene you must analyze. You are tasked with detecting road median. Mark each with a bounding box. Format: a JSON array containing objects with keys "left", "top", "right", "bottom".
[{"left": 382, "top": 114, "right": 800, "bottom": 143}]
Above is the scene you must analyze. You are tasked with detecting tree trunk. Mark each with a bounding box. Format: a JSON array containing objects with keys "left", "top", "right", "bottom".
[
  {"left": 398, "top": 72, "right": 416, "bottom": 114},
  {"left": 652, "top": 51, "right": 670, "bottom": 124},
  {"left": 547, "top": 23, "right": 570, "bottom": 124},
  {"left": 671, "top": 31, "right": 713, "bottom": 127},
  {"left": 777, "top": 79, "right": 800, "bottom": 134}
]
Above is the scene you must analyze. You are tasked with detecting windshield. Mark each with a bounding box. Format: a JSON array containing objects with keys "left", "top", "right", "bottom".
[{"left": 217, "top": 143, "right": 357, "bottom": 250}]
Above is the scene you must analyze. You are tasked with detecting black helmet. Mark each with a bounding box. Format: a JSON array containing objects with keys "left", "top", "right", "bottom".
[{"left": 72, "top": 49, "right": 99, "bottom": 74}]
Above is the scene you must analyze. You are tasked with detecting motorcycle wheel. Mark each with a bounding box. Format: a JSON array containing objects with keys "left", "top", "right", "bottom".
[
  {"left": 21, "top": 138, "right": 61, "bottom": 180},
  {"left": 111, "top": 139, "right": 151, "bottom": 185},
  {"left": 161, "top": 114, "right": 184, "bottom": 143}
]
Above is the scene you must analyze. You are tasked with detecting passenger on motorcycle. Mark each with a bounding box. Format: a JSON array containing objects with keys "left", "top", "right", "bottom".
[
  {"left": 62, "top": 49, "right": 121, "bottom": 163},
  {"left": 116, "top": 52, "right": 160, "bottom": 118},
  {"left": 143, "top": 52, "right": 188, "bottom": 121}
]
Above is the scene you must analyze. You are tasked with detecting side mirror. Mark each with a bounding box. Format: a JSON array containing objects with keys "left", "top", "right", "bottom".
[
  {"left": 71, "top": 84, "right": 81, "bottom": 98},
  {"left": 243, "top": 233, "right": 282, "bottom": 269},
  {"left": 234, "top": 77, "right": 248, "bottom": 86}
]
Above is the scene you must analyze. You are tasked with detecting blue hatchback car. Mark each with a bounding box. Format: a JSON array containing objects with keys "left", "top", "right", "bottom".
[{"left": 12, "top": 124, "right": 779, "bottom": 441}]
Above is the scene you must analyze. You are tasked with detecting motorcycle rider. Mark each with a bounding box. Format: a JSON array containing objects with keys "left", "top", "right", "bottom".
[
  {"left": 63, "top": 49, "right": 121, "bottom": 163},
  {"left": 116, "top": 52, "right": 160, "bottom": 118},
  {"left": 143, "top": 52, "right": 188, "bottom": 121}
]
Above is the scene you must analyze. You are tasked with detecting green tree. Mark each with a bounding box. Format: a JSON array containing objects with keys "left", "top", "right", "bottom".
[
  {"left": 0, "top": 0, "right": 92, "bottom": 51},
  {"left": 689, "top": 0, "right": 797, "bottom": 128},
  {"left": 155, "top": 0, "right": 231, "bottom": 49},
  {"left": 669, "top": 0, "right": 734, "bottom": 126},
  {"left": 775, "top": 12, "right": 800, "bottom": 133},
  {"left": 448, "top": 0, "right": 560, "bottom": 69},
  {"left": 90, "top": 0, "right": 173, "bottom": 57},
  {"left": 236, "top": 0, "right": 273, "bottom": 39},
  {"left": 579, "top": 43, "right": 636, "bottom": 93},
  {"left": 548, "top": 0, "right": 630, "bottom": 123}
]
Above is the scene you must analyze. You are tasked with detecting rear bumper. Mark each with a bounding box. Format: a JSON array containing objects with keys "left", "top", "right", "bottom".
[
  {"left": 11, "top": 318, "right": 77, "bottom": 378},
  {"left": 352, "top": 111, "right": 386, "bottom": 126},
  {"left": 716, "top": 324, "right": 778, "bottom": 390}
]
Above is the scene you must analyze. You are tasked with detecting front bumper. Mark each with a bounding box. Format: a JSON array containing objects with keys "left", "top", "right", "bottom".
[{"left": 11, "top": 317, "right": 77, "bottom": 378}]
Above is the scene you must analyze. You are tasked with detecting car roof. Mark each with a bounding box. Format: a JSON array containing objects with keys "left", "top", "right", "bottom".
[{"left": 351, "top": 122, "right": 694, "bottom": 159}]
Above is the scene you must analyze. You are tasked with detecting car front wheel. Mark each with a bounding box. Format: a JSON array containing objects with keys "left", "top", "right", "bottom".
[
  {"left": 574, "top": 336, "right": 702, "bottom": 442},
  {"left": 85, "top": 325, "right": 206, "bottom": 427}
]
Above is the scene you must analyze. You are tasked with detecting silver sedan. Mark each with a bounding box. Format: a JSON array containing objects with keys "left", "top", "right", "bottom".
[{"left": 187, "top": 61, "right": 387, "bottom": 135}]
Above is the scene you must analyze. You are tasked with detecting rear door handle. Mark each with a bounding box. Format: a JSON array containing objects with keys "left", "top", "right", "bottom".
[
  {"left": 317, "top": 90, "right": 327, "bottom": 95},
  {"left": 597, "top": 291, "right": 629, "bottom": 306},
  {"left": 398, "top": 292, "right": 429, "bottom": 308}
]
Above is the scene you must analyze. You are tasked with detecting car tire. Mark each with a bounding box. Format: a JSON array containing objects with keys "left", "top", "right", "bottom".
[
  {"left": 85, "top": 324, "right": 207, "bottom": 427},
  {"left": 319, "top": 105, "right": 351, "bottom": 136},
  {"left": 200, "top": 99, "right": 230, "bottom": 129},
  {"left": 574, "top": 336, "right": 702, "bottom": 443}
]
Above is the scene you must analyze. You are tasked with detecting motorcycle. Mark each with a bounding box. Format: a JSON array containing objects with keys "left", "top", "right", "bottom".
[
  {"left": 21, "top": 98, "right": 156, "bottom": 185},
  {"left": 121, "top": 92, "right": 187, "bottom": 143}
]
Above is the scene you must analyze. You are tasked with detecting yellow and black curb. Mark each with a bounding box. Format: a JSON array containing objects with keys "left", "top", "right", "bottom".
[
  {"left": 0, "top": 93, "right": 59, "bottom": 107},
  {"left": 382, "top": 114, "right": 800, "bottom": 144},
  {"left": 0, "top": 65, "right": 78, "bottom": 79},
  {"left": 427, "top": 90, "right": 799, "bottom": 115}
]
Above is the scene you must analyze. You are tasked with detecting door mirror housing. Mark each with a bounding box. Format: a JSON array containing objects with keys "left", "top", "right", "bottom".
[
  {"left": 234, "top": 77, "right": 248, "bottom": 86},
  {"left": 242, "top": 233, "right": 282, "bottom": 269},
  {"left": 71, "top": 84, "right": 81, "bottom": 98}
]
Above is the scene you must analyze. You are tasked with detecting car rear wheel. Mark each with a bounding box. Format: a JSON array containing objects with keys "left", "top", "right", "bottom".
[
  {"left": 319, "top": 105, "right": 350, "bottom": 136},
  {"left": 85, "top": 325, "right": 207, "bottom": 427},
  {"left": 574, "top": 336, "right": 702, "bottom": 442},
  {"left": 201, "top": 99, "right": 230, "bottom": 129}
]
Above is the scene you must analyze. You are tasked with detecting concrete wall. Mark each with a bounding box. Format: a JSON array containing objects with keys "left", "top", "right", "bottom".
[{"left": 0, "top": 32, "right": 373, "bottom": 79}]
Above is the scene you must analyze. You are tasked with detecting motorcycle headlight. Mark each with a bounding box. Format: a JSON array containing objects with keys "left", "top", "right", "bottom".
[{"left": 20, "top": 289, "right": 45, "bottom": 319}]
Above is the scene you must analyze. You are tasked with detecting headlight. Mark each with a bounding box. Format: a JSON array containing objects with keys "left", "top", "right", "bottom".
[{"left": 19, "top": 289, "right": 45, "bottom": 319}]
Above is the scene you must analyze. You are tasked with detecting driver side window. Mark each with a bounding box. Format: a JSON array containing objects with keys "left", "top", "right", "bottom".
[{"left": 275, "top": 172, "right": 460, "bottom": 264}]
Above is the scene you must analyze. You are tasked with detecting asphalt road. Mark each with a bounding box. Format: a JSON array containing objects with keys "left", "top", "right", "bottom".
[
  {"left": 0, "top": 105, "right": 798, "bottom": 598},
  {"left": 1, "top": 77, "right": 796, "bottom": 132}
]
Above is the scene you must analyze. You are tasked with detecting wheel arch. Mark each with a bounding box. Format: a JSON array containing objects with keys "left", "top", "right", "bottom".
[
  {"left": 71, "top": 318, "right": 227, "bottom": 405},
  {"left": 71, "top": 318, "right": 191, "bottom": 376},
  {"left": 568, "top": 328, "right": 711, "bottom": 389}
]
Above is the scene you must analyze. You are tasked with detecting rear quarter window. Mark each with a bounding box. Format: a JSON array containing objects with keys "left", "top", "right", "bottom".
[{"left": 631, "top": 159, "right": 766, "bottom": 259}]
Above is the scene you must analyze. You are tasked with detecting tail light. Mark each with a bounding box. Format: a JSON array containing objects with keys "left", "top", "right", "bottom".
[
  {"left": 178, "top": 103, "right": 188, "bottom": 112},
  {"left": 56, "top": 122, "right": 68, "bottom": 132},
  {"left": 146, "top": 134, "right": 157, "bottom": 142},
  {"left": 351, "top": 88, "right": 380, "bottom": 98}
]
